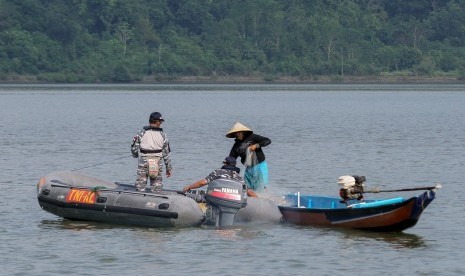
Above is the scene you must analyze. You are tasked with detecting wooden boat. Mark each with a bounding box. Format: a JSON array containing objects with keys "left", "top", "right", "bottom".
[{"left": 278, "top": 190, "right": 436, "bottom": 232}]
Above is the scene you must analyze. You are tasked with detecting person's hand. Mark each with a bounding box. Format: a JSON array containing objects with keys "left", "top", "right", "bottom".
[
  {"left": 183, "top": 185, "right": 190, "bottom": 192},
  {"left": 249, "top": 144, "right": 258, "bottom": 151},
  {"left": 166, "top": 170, "right": 172, "bottom": 177},
  {"left": 247, "top": 189, "right": 258, "bottom": 197}
]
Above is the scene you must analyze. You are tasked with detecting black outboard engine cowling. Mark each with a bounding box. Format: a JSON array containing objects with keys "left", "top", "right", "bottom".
[{"left": 204, "top": 178, "right": 247, "bottom": 227}]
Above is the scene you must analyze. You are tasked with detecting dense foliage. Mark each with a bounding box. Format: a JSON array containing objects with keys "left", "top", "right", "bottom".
[{"left": 1, "top": 0, "right": 465, "bottom": 82}]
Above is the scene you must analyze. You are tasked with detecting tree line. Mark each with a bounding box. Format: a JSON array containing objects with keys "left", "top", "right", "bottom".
[{"left": 1, "top": 0, "right": 465, "bottom": 83}]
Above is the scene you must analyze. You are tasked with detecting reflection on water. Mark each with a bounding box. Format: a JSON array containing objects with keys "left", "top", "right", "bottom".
[
  {"left": 214, "top": 226, "right": 270, "bottom": 240},
  {"left": 41, "top": 217, "right": 273, "bottom": 239},
  {"left": 340, "top": 228, "right": 426, "bottom": 249},
  {"left": 40, "top": 219, "right": 92, "bottom": 231},
  {"left": 213, "top": 228, "right": 243, "bottom": 240},
  {"left": 283, "top": 224, "right": 426, "bottom": 249},
  {"left": 40, "top": 219, "right": 133, "bottom": 231}
]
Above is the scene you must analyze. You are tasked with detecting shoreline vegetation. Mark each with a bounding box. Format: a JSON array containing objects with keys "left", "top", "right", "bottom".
[
  {"left": 3, "top": 2, "right": 465, "bottom": 87},
  {"left": 1, "top": 74, "right": 464, "bottom": 85}
]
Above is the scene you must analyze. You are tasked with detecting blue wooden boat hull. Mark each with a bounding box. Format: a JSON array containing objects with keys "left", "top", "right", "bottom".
[{"left": 278, "top": 191, "right": 435, "bottom": 232}]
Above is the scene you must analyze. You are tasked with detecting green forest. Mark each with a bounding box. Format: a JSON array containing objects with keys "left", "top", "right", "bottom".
[{"left": 1, "top": 0, "right": 465, "bottom": 83}]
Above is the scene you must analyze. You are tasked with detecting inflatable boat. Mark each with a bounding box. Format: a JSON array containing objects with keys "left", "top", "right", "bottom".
[{"left": 37, "top": 171, "right": 281, "bottom": 228}]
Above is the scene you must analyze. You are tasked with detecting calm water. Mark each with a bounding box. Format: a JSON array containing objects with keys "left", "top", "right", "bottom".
[{"left": 0, "top": 84, "right": 464, "bottom": 275}]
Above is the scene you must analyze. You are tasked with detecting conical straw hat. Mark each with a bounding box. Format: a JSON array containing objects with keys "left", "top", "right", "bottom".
[{"left": 226, "top": 122, "right": 253, "bottom": 138}]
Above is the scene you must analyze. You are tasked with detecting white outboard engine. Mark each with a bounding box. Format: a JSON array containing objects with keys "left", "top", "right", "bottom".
[
  {"left": 338, "top": 175, "right": 366, "bottom": 204},
  {"left": 204, "top": 178, "right": 247, "bottom": 227}
]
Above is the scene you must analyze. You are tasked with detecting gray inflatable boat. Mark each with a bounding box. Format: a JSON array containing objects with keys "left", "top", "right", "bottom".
[{"left": 37, "top": 171, "right": 281, "bottom": 228}]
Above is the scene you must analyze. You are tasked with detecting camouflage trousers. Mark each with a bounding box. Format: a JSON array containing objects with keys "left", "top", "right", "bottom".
[{"left": 135, "top": 156, "right": 163, "bottom": 192}]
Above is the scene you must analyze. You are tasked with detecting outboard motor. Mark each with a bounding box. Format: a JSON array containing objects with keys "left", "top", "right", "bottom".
[
  {"left": 338, "top": 175, "right": 366, "bottom": 204},
  {"left": 204, "top": 178, "right": 247, "bottom": 227}
]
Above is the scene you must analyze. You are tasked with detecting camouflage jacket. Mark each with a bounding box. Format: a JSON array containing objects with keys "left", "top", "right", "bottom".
[
  {"left": 205, "top": 168, "right": 243, "bottom": 184},
  {"left": 131, "top": 126, "right": 172, "bottom": 171}
]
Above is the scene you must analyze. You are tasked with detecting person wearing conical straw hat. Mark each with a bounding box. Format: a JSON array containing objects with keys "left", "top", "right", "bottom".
[{"left": 226, "top": 122, "right": 271, "bottom": 193}]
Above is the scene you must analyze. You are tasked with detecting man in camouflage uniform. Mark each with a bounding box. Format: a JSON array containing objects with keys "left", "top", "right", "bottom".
[
  {"left": 183, "top": 156, "right": 257, "bottom": 197},
  {"left": 131, "top": 112, "right": 172, "bottom": 192}
]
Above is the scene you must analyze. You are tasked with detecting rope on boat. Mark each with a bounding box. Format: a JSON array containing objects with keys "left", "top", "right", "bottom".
[{"left": 91, "top": 186, "right": 107, "bottom": 192}]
